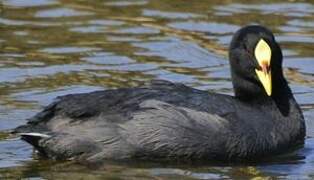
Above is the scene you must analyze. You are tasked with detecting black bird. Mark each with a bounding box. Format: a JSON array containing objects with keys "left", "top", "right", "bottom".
[{"left": 14, "top": 25, "right": 305, "bottom": 164}]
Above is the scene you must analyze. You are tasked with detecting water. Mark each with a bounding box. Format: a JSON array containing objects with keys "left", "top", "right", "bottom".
[{"left": 1, "top": 0, "right": 314, "bottom": 179}]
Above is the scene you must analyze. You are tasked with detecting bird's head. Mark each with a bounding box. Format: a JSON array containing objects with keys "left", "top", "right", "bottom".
[{"left": 229, "top": 25, "right": 283, "bottom": 99}]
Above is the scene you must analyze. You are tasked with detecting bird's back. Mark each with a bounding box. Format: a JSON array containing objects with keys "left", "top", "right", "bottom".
[
  {"left": 14, "top": 80, "right": 240, "bottom": 161},
  {"left": 14, "top": 80, "right": 304, "bottom": 163}
]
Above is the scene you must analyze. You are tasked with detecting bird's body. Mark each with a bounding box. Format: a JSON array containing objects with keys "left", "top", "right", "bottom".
[{"left": 14, "top": 25, "right": 306, "bottom": 164}]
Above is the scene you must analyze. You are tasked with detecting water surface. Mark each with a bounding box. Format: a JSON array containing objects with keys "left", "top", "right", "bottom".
[{"left": 1, "top": 0, "right": 314, "bottom": 179}]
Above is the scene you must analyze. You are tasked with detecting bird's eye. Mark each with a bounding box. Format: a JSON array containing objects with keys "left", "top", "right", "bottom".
[
  {"left": 242, "top": 42, "right": 249, "bottom": 51},
  {"left": 242, "top": 42, "right": 253, "bottom": 56}
]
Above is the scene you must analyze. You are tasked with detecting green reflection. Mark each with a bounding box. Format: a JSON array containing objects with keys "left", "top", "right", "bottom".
[{"left": 1, "top": 0, "right": 314, "bottom": 179}]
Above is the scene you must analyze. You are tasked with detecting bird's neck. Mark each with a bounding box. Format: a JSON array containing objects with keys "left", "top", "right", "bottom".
[
  {"left": 233, "top": 73, "right": 293, "bottom": 103},
  {"left": 233, "top": 72, "right": 302, "bottom": 118}
]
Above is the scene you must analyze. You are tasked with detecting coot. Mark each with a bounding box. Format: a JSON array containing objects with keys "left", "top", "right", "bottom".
[{"left": 14, "top": 25, "right": 306, "bottom": 163}]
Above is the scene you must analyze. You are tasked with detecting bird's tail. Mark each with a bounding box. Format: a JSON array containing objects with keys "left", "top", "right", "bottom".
[{"left": 19, "top": 133, "right": 50, "bottom": 153}]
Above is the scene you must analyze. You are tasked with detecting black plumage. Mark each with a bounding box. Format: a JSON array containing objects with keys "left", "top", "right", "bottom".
[{"left": 14, "top": 25, "right": 305, "bottom": 163}]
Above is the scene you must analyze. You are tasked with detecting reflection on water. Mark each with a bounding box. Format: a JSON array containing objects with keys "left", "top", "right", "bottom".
[{"left": 1, "top": 0, "right": 314, "bottom": 179}]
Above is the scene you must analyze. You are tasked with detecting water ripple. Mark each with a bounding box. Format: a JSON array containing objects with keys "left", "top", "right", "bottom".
[{"left": 35, "top": 8, "right": 94, "bottom": 18}]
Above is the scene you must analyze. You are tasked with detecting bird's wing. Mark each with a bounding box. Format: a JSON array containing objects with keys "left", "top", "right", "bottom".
[{"left": 13, "top": 80, "right": 237, "bottom": 160}]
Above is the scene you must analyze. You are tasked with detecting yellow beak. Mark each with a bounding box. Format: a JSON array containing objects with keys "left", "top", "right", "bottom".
[
  {"left": 254, "top": 39, "right": 272, "bottom": 96},
  {"left": 255, "top": 67, "right": 272, "bottom": 96}
]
